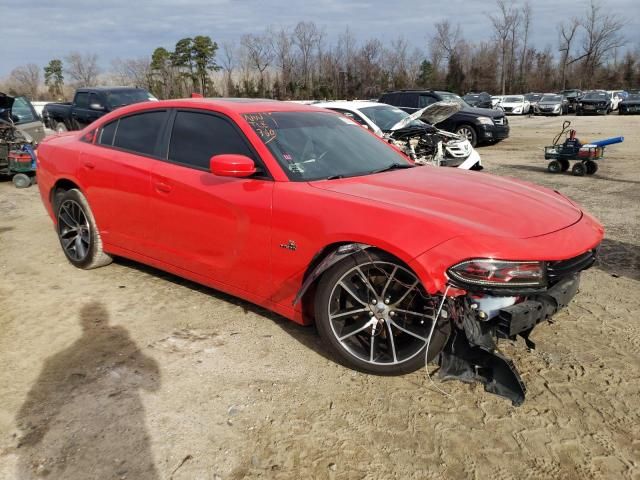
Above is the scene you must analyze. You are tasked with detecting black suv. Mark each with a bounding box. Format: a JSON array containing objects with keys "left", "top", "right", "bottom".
[{"left": 379, "top": 90, "right": 509, "bottom": 146}]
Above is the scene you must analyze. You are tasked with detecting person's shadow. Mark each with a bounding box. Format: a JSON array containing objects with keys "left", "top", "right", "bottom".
[{"left": 15, "top": 302, "right": 161, "bottom": 479}]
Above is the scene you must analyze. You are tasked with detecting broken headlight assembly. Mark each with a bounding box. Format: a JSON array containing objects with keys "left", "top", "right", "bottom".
[{"left": 447, "top": 259, "right": 547, "bottom": 289}]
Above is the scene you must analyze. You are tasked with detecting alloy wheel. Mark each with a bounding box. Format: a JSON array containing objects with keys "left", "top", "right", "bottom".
[
  {"left": 327, "top": 260, "right": 438, "bottom": 366},
  {"left": 57, "top": 199, "right": 91, "bottom": 261}
]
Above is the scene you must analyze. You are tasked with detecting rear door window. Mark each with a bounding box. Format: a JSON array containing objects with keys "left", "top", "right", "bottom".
[
  {"left": 418, "top": 95, "right": 437, "bottom": 108},
  {"left": 112, "top": 110, "right": 167, "bottom": 156},
  {"left": 168, "top": 110, "right": 256, "bottom": 171}
]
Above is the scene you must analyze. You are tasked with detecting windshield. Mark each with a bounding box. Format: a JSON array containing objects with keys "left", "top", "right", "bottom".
[
  {"left": 541, "top": 95, "right": 562, "bottom": 102},
  {"left": 504, "top": 96, "right": 524, "bottom": 102},
  {"left": 525, "top": 94, "right": 542, "bottom": 102},
  {"left": 583, "top": 92, "right": 607, "bottom": 100},
  {"left": 359, "top": 105, "right": 425, "bottom": 131},
  {"left": 436, "top": 92, "right": 469, "bottom": 108},
  {"left": 243, "top": 111, "right": 412, "bottom": 181},
  {"left": 626, "top": 94, "right": 640, "bottom": 101},
  {"left": 106, "top": 90, "right": 154, "bottom": 109}
]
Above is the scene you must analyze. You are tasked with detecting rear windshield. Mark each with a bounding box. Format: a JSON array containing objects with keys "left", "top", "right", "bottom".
[
  {"left": 106, "top": 90, "right": 155, "bottom": 109},
  {"left": 504, "top": 96, "right": 524, "bottom": 102}
]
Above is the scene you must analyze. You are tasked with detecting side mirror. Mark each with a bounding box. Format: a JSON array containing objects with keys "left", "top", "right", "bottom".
[
  {"left": 210, "top": 154, "right": 257, "bottom": 178},
  {"left": 89, "top": 103, "right": 105, "bottom": 111}
]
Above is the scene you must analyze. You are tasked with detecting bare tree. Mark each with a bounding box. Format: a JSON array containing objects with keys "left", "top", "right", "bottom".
[
  {"left": 240, "top": 33, "right": 274, "bottom": 97},
  {"left": 293, "top": 21, "right": 322, "bottom": 96},
  {"left": 219, "top": 42, "right": 237, "bottom": 95},
  {"left": 578, "top": 0, "right": 626, "bottom": 87},
  {"left": 518, "top": 1, "right": 532, "bottom": 90},
  {"left": 65, "top": 52, "right": 100, "bottom": 87},
  {"left": 269, "top": 26, "right": 295, "bottom": 98},
  {"left": 558, "top": 18, "right": 580, "bottom": 89},
  {"left": 431, "top": 20, "right": 463, "bottom": 63},
  {"left": 110, "top": 58, "right": 151, "bottom": 89},
  {"left": 489, "top": 0, "right": 519, "bottom": 94},
  {"left": 8, "top": 64, "right": 41, "bottom": 99}
]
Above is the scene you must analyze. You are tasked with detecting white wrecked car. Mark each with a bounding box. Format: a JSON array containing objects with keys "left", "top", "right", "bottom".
[{"left": 313, "top": 100, "right": 482, "bottom": 170}]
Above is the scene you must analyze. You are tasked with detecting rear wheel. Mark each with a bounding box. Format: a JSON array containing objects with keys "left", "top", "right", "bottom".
[
  {"left": 12, "top": 173, "right": 31, "bottom": 188},
  {"left": 572, "top": 162, "right": 586, "bottom": 177},
  {"left": 55, "top": 122, "right": 67, "bottom": 133},
  {"left": 314, "top": 250, "right": 450, "bottom": 375},
  {"left": 56, "top": 189, "right": 112, "bottom": 269},
  {"left": 585, "top": 160, "right": 598, "bottom": 175}
]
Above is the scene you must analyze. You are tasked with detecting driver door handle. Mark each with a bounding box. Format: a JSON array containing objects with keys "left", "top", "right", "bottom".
[{"left": 155, "top": 181, "right": 172, "bottom": 194}]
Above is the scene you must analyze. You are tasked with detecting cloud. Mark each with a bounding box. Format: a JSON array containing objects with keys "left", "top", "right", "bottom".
[{"left": 1, "top": 0, "right": 638, "bottom": 76}]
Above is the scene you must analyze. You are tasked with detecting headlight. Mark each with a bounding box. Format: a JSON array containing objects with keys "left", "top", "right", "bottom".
[
  {"left": 513, "top": 107, "right": 522, "bottom": 113},
  {"left": 578, "top": 103, "right": 583, "bottom": 107},
  {"left": 554, "top": 105, "right": 560, "bottom": 111},
  {"left": 447, "top": 259, "right": 546, "bottom": 288},
  {"left": 477, "top": 117, "right": 494, "bottom": 125}
]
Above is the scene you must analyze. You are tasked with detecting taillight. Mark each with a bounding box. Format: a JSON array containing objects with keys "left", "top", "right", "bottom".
[{"left": 448, "top": 259, "right": 546, "bottom": 288}]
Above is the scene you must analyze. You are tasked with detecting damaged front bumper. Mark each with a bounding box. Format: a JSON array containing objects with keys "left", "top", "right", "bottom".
[{"left": 438, "top": 274, "right": 581, "bottom": 406}]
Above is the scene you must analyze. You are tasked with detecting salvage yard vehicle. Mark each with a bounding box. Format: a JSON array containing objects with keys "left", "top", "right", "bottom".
[
  {"left": 0, "top": 92, "right": 43, "bottom": 187},
  {"left": 534, "top": 94, "right": 568, "bottom": 116},
  {"left": 576, "top": 91, "right": 612, "bottom": 115},
  {"left": 500, "top": 95, "right": 531, "bottom": 115},
  {"left": 42, "top": 86, "right": 157, "bottom": 132},
  {"left": 618, "top": 92, "right": 640, "bottom": 114},
  {"left": 36, "top": 98, "right": 603, "bottom": 405},
  {"left": 462, "top": 92, "right": 493, "bottom": 109},
  {"left": 379, "top": 90, "right": 509, "bottom": 147},
  {"left": 524, "top": 92, "right": 543, "bottom": 111},
  {"left": 558, "top": 89, "right": 583, "bottom": 113},
  {"left": 313, "top": 100, "right": 482, "bottom": 170}
]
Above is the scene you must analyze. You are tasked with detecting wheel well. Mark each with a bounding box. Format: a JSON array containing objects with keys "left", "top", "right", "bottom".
[
  {"left": 298, "top": 242, "right": 415, "bottom": 324},
  {"left": 50, "top": 179, "right": 80, "bottom": 208}
]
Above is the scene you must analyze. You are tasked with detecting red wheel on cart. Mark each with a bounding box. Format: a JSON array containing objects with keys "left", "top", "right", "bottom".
[{"left": 585, "top": 160, "right": 598, "bottom": 175}]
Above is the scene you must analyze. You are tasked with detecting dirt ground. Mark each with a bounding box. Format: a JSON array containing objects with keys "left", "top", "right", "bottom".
[{"left": 0, "top": 113, "right": 639, "bottom": 480}]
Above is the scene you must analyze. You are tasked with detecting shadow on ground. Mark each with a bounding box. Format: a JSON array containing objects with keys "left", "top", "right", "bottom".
[
  {"left": 15, "top": 302, "right": 161, "bottom": 479},
  {"left": 596, "top": 238, "right": 640, "bottom": 281}
]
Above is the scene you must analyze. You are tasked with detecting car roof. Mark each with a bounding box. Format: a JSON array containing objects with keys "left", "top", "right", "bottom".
[{"left": 107, "top": 97, "right": 324, "bottom": 117}]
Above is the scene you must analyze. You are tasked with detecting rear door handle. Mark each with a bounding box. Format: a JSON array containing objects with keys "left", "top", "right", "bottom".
[{"left": 155, "top": 181, "right": 172, "bottom": 193}]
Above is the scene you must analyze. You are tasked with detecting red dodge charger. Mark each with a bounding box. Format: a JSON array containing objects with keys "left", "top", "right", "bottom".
[{"left": 36, "top": 98, "right": 603, "bottom": 404}]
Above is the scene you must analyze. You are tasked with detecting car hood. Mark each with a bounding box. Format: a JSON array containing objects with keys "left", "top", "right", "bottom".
[
  {"left": 390, "top": 101, "right": 461, "bottom": 130},
  {"left": 459, "top": 106, "right": 503, "bottom": 118},
  {"left": 311, "top": 167, "right": 582, "bottom": 239}
]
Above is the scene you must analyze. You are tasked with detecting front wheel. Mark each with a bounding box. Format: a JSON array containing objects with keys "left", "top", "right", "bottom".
[
  {"left": 314, "top": 251, "right": 450, "bottom": 375},
  {"left": 455, "top": 125, "right": 477, "bottom": 147},
  {"left": 56, "top": 189, "right": 113, "bottom": 269},
  {"left": 55, "top": 122, "right": 67, "bottom": 133}
]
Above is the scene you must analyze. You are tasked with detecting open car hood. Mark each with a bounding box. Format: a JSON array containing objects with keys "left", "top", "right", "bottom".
[
  {"left": 0, "top": 92, "right": 15, "bottom": 115},
  {"left": 390, "top": 101, "right": 461, "bottom": 131}
]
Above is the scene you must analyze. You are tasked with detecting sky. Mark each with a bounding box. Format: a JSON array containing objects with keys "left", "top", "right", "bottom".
[{"left": 1, "top": 0, "right": 638, "bottom": 76}]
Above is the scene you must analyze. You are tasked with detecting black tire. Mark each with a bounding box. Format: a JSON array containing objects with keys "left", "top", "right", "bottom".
[
  {"left": 12, "top": 173, "right": 31, "bottom": 188},
  {"left": 55, "top": 122, "right": 67, "bottom": 133},
  {"left": 585, "top": 160, "right": 598, "bottom": 175},
  {"left": 454, "top": 124, "right": 478, "bottom": 147},
  {"left": 314, "top": 250, "right": 450, "bottom": 375},
  {"left": 560, "top": 159, "right": 570, "bottom": 172},
  {"left": 56, "top": 188, "right": 113, "bottom": 269},
  {"left": 572, "top": 162, "right": 586, "bottom": 177},
  {"left": 547, "top": 160, "right": 562, "bottom": 173}
]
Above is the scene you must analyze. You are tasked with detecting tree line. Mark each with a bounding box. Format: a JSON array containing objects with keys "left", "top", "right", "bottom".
[{"left": 2, "top": 0, "right": 637, "bottom": 102}]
